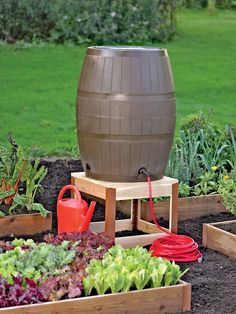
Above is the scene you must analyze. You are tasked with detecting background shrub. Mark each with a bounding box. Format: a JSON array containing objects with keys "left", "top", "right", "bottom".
[
  {"left": 0, "top": 0, "right": 177, "bottom": 44},
  {"left": 177, "top": 0, "right": 236, "bottom": 8}
]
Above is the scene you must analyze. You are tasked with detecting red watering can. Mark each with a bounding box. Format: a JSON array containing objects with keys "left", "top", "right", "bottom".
[{"left": 57, "top": 185, "right": 96, "bottom": 234}]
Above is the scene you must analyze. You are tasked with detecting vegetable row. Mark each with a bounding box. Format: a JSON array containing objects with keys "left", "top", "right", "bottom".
[{"left": 0, "top": 231, "right": 187, "bottom": 308}]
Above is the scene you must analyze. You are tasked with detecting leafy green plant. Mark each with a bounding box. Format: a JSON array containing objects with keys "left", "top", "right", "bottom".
[
  {"left": 0, "top": 135, "right": 27, "bottom": 207},
  {"left": 165, "top": 129, "right": 204, "bottom": 184},
  {"left": 83, "top": 245, "right": 187, "bottom": 296},
  {"left": 226, "top": 125, "right": 236, "bottom": 170},
  {"left": 179, "top": 111, "right": 210, "bottom": 133},
  {"left": 218, "top": 172, "right": 236, "bottom": 215},
  {"left": 198, "top": 129, "right": 229, "bottom": 171},
  {"left": 166, "top": 113, "right": 235, "bottom": 201},
  {"left": 0, "top": 136, "right": 48, "bottom": 217},
  {"left": 9, "top": 159, "right": 48, "bottom": 217},
  {"left": 193, "top": 170, "right": 218, "bottom": 196},
  {"left": 179, "top": 182, "right": 191, "bottom": 197},
  {"left": 0, "top": 240, "right": 76, "bottom": 283}
]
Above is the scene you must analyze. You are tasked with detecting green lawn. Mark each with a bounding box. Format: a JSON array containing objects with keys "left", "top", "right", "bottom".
[{"left": 0, "top": 9, "right": 236, "bottom": 155}]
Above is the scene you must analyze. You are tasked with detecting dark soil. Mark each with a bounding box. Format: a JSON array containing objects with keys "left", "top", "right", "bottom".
[
  {"left": 217, "top": 221, "right": 236, "bottom": 235},
  {"left": 1, "top": 157, "right": 236, "bottom": 314},
  {"left": 0, "top": 204, "right": 31, "bottom": 215}
]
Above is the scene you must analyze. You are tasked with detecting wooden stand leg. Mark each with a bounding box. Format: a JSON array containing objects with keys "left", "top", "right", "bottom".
[
  {"left": 170, "top": 183, "right": 178, "bottom": 233},
  {"left": 105, "top": 188, "right": 116, "bottom": 239},
  {"left": 71, "top": 176, "right": 76, "bottom": 198},
  {"left": 132, "top": 199, "right": 138, "bottom": 230}
]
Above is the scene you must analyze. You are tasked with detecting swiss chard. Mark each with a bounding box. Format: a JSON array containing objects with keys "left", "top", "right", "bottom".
[{"left": 0, "top": 136, "right": 48, "bottom": 217}]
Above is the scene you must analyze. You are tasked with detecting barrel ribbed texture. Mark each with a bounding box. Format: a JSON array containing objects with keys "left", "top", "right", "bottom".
[{"left": 76, "top": 47, "right": 176, "bottom": 182}]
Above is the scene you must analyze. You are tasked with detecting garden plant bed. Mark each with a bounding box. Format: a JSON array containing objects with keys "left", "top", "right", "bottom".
[
  {"left": 203, "top": 220, "right": 236, "bottom": 259},
  {"left": 0, "top": 212, "right": 52, "bottom": 237},
  {"left": 117, "top": 194, "right": 227, "bottom": 222},
  {"left": 0, "top": 280, "right": 191, "bottom": 314},
  {"left": 0, "top": 158, "right": 235, "bottom": 314}
]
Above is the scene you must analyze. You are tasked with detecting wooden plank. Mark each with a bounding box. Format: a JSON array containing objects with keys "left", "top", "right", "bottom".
[
  {"left": 137, "top": 219, "right": 167, "bottom": 234},
  {"left": 0, "top": 213, "right": 52, "bottom": 237},
  {"left": 115, "top": 184, "right": 173, "bottom": 200},
  {"left": 70, "top": 176, "right": 76, "bottom": 198},
  {"left": 202, "top": 223, "right": 208, "bottom": 247},
  {"left": 132, "top": 199, "right": 138, "bottom": 229},
  {"left": 202, "top": 221, "right": 236, "bottom": 258},
  {"left": 0, "top": 281, "right": 190, "bottom": 314},
  {"left": 105, "top": 188, "right": 116, "bottom": 239},
  {"left": 210, "top": 220, "right": 236, "bottom": 226},
  {"left": 72, "top": 172, "right": 177, "bottom": 200},
  {"left": 74, "top": 176, "right": 107, "bottom": 199},
  {"left": 72, "top": 173, "right": 177, "bottom": 189},
  {"left": 140, "top": 194, "right": 227, "bottom": 222},
  {"left": 90, "top": 219, "right": 133, "bottom": 233},
  {"left": 170, "top": 182, "right": 178, "bottom": 233},
  {"left": 115, "top": 233, "right": 165, "bottom": 248},
  {"left": 182, "top": 281, "right": 192, "bottom": 311}
]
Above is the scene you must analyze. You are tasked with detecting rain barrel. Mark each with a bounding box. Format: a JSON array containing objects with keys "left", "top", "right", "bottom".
[{"left": 76, "top": 46, "right": 176, "bottom": 182}]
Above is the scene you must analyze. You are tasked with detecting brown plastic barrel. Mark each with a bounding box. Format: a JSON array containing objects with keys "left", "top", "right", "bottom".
[{"left": 76, "top": 46, "right": 176, "bottom": 182}]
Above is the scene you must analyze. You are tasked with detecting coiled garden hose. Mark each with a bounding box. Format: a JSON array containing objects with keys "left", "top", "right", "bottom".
[{"left": 139, "top": 168, "right": 202, "bottom": 262}]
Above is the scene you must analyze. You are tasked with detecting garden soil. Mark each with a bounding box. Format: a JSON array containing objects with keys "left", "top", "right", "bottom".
[
  {"left": 1, "top": 158, "right": 236, "bottom": 314},
  {"left": 217, "top": 222, "right": 236, "bottom": 235}
]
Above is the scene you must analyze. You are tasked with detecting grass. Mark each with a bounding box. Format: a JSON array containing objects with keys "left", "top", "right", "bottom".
[{"left": 0, "top": 9, "right": 236, "bottom": 155}]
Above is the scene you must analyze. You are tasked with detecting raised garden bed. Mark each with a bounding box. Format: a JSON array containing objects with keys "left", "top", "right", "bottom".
[
  {"left": 0, "top": 212, "right": 52, "bottom": 237},
  {"left": 1, "top": 158, "right": 235, "bottom": 314},
  {"left": 202, "top": 220, "right": 236, "bottom": 259},
  {"left": 0, "top": 280, "right": 191, "bottom": 314},
  {"left": 117, "top": 194, "right": 226, "bottom": 222}
]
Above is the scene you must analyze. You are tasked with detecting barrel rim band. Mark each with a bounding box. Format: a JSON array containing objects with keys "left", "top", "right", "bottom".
[
  {"left": 77, "top": 90, "right": 175, "bottom": 101},
  {"left": 78, "top": 132, "right": 175, "bottom": 141},
  {"left": 87, "top": 46, "right": 167, "bottom": 57}
]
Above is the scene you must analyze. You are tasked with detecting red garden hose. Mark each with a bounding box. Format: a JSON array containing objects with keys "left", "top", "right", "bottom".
[{"left": 147, "top": 176, "right": 202, "bottom": 262}]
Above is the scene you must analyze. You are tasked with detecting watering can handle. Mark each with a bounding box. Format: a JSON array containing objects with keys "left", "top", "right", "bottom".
[{"left": 58, "top": 185, "right": 82, "bottom": 202}]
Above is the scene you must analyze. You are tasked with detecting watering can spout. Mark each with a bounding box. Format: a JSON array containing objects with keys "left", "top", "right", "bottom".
[{"left": 79, "top": 201, "right": 96, "bottom": 232}]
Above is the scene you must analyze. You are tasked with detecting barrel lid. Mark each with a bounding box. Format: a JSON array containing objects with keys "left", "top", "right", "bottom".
[{"left": 87, "top": 46, "right": 167, "bottom": 57}]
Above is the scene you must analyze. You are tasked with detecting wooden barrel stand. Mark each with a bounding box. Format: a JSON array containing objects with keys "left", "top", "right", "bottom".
[{"left": 72, "top": 172, "right": 178, "bottom": 247}]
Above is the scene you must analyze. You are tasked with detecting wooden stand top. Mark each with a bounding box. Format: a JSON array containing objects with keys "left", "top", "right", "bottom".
[{"left": 72, "top": 172, "right": 178, "bottom": 201}]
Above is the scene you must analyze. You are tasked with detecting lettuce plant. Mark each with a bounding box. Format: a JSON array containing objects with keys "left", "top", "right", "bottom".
[
  {"left": 83, "top": 245, "right": 188, "bottom": 296},
  {"left": 0, "top": 276, "right": 45, "bottom": 308},
  {"left": 0, "top": 241, "right": 76, "bottom": 283}
]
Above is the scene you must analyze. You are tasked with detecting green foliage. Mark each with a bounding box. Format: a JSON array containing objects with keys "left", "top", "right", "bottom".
[
  {"left": 179, "top": 111, "right": 211, "bottom": 133},
  {"left": 178, "top": 0, "right": 236, "bottom": 8},
  {"left": 0, "top": 240, "right": 76, "bottom": 283},
  {"left": 193, "top": 170, "right": 218, "bottom": 196},
  {"left": 0, "top": 137, "right": 48, "bottom": 216},
  {"left": 0, "top": 135, "right": 27, "bottom": 206},
  {"left": 166, "top": 112, "right": 235, "bottom": 183},
  {"left": 83, "top": 245, "right": 187, "bottom": 296},
  {"left": 0, "top": 0, "right": 177, "bottom": 44},
  {"left": 165, "top": 130, "right": 204, "bottom": 184},
  {"left": 198, "top": 129, "right": 229, "bottom": 171},
  {"left": 218, "top": 172, "right": 236, "bottom": 215},
  {"left": 9, "top": 159, "right": 48, "bottom": 216},
  {"left": 176, "top": 0, "right": 208, "bottom": 8},
  {"left": 179, "top": 182, "right": 191, "bottom": 197},
  {"left": 165, "top": 112, "right": 236, "bottom": 215},
  {"left": 226, "top": 125, "right": 236, "bottom": 170},
  {"left": 215, "top": 0, "right": 236, "bottom": 9}
]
